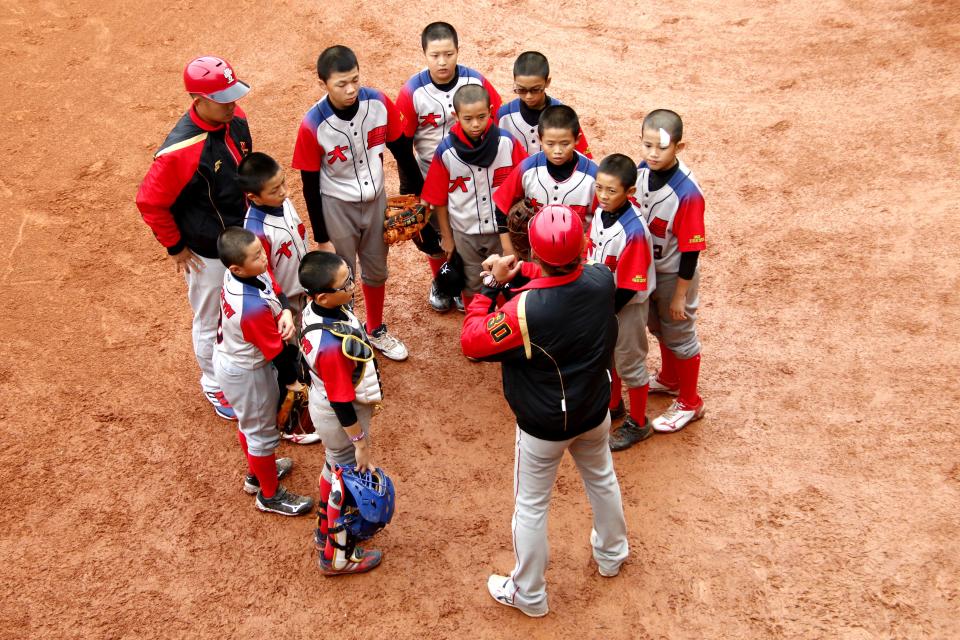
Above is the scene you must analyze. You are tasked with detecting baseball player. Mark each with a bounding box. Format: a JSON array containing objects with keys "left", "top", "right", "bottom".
[
  {"left": 293, "top": 45, "right": 421, "bottom": 362},
  {"left": 213, "top": 227, "right": 314, "bottom": 517},
  {"left": 395, "top": 21, "right": 502, "bottom": 312},
  {"left": 239, "top": 152, "right": 311, "bottom": 316},
  {"left": 420, "top": 84, "right": 526, "bottom": 308},
  {"left": 586, "top": 154, "right": 657, "bottom": 451},
  {"left": 493, "top": 104, "right": 597, "bottom": 256},
  {"left": 136, "top": 55, "right": 252, "bottom": 420},
  {"left": 298, "top": 251, "right": 384, "bottom": 576},
  {"left": 496, "top": 51, "right": 592, "bottom": 157},
  {"left": 635, "top": 109, "right": 707, "bottom": 433},
  {"left": 461, "top": 205, "right": 629, "bottom": 617}
]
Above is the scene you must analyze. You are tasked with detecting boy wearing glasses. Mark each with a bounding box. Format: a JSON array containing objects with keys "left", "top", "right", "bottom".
[
  {"left": 497, "top": 51, "right": 592, "bottom": 158},
  {"left": 298, "top": 251, "right": 385, "bottom": 576},
  {"left": 396, "top": 22, "right": 503, "bottom": 313}
]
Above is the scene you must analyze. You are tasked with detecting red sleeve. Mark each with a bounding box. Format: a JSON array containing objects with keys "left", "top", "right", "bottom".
[
  {"left": 492, "top": 163, "right": 525, "bottom": 213},
  {"left": 460, "top": 294, "right": 526, "bottom": 359},
  {"left": 135, "top": 142, "right": 204, "bottom": 250},
  {"left": 674, "top": 192, "right": 707, "bottom": 251},
  {"left": 614, "top": 235, "right": 653, "bottom": 292},
  {"left": 575, "top": 128, "right": 592, "bottom": 159},
  {"left": 381, "top": 93, "right": 406, "bottom": 142},
  {"left": 519, "top": 260, "right": 542, "bottom": 279},
  {"left": 511, "top": 139, "right": 528, "bottom": 166},
  {"left": 317, "top": 342, "right": 357, "bottom": 403},
  {"left": 292, "top": 118, "right": 323, "bottom": 172},
  {"left": 240, "top": 303, "right": 285, "bottom": 361},
  {"left": 395, "top": 84, "right": 418, "bottom": 138},
  {"left": 420, "top": 153, "right": 450, "bottom": 206},
  {"left": 484, "top": 78, "right": 503, "bottom": 123}
]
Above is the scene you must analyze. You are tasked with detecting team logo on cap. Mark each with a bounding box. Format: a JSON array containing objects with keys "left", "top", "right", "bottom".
[{"left": 223, "top": 67, "right": 235, "bottom": 83}]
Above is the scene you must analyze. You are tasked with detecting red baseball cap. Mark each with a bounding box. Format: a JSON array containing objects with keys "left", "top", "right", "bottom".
[
  {"left": 183, "top": 56, "right": 250, "bottom": 103},
  {"left": 528, "top": 205, "right": 584, "bottom": 266}
]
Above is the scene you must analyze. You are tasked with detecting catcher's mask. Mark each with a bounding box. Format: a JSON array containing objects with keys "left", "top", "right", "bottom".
[
  {"left": 434, "top": 251, "right": 466, "bottom": 297},
  {"left": 335, "top": 465, "right": 396, "bottom": 540}
]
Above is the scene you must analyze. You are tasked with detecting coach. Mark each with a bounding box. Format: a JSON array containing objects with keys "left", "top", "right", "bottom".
[
  {"left": 460, "top": 204, "right": 629, "bottom": 617},
  {"left": 136, "top": 55, "right": 252, "bottom": 420}
]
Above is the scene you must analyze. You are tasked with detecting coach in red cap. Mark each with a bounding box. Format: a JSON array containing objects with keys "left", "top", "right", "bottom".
[
  {"left": 460, "top": 205, "right": 630, "bottom": 617},
  {"left": 136, "top": 55, "right": 253, "bottom": 420}
]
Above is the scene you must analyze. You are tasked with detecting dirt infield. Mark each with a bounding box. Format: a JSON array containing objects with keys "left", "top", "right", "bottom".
[{"left": 1, "top": 1, "right": 958, "bottom": 638}]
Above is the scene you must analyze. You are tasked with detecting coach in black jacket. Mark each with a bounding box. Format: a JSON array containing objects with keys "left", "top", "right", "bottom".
[{"left": 460, "top": 205, "right": 629, "bottom": 618}]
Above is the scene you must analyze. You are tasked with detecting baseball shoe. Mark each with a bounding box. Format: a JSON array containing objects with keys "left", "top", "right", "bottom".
[
  {"left": 255, "top": 485, "right": 314, "bottom": 516},
  {"left": 280, "top": 431, "right": 322, "bottom": 445},
  {"left": 318, "top": 547, "right": 382, "bottom": 576},
  {"left": 652, "top": 399, "right": 706, "bottom": 433},
  {"left": 207, "top": 391, "right": 237, "bottom": 421},
  {"left": 454, "top": 296, "right": 465, "bottom": 313},
  {"left": 368, "top": 324, "right": 409, "bottom": 361},
  {"left": 648, "top": 375, "right": 680, "bottom": 396},
  {"left": 610, "top": 399, "right": 626, "bottom": 421},
  {"left": 428, "top": 282, "right": 453, "bottom": 313},
  {"left": 242, "top": 457, "right": 293, "bottom": 495},
  {"left": 609, "top": 416, "right": 654, "bottom": 452},
  {"left": 486, "top": 575, "right": 548, "bottom": 617}
]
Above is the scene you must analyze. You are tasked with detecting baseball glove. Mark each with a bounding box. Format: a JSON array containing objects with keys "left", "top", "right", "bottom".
[
  {"left": 506, "top": 198, "right": 538, "bottom": 261},
  {"left": 383, "top": 195, "right": 430, "bottom": 245},
  {"left": 277, "top": 385, "right": 319, "bottom": 445}
]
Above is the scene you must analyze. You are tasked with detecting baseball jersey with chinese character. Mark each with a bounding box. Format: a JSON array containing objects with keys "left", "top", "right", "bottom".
[
  {"left": 215, "top": 270, "right": 285, "bottom": 369},
  {"left": 420, "top": 124, "right": 527, "bottom": 235},
  {"left": 292, "top": 87, "right": 405, "bottom": 203},
  {"left": 493, "top": 151, "right": 598, "bottom": 222},
  {"left": 586, "top": 200, "right": 656, "bottom": 305},
  {"left": 396, "top": 66, "right": 502, "bottom": 177},
  {"left": 496, "top": 96, "right": 592, "bottom": 157},
  {"left": 635, "top": 159, "right": 706, "bottom": 273},
  {"left": 244, "top": 199, "right": 309, "bottom": 299}
]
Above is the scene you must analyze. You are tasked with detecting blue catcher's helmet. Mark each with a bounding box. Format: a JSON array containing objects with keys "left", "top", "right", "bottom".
[{"left": 335, "top": 465, "right": 396, "bottom": 540}]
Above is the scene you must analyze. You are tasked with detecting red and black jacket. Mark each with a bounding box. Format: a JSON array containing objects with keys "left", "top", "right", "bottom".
[
  {"left": 136, "top": 105, "right": 252, "bottom": 259},
  {"left": 461, "top": 262, "right": 617, "bottom": 441}
]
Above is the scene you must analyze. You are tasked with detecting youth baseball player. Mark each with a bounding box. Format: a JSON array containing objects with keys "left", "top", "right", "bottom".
[
  {"left": 461, "top": 205, "right": 629, "bottom": 617},
  {"left": 293, "top": 45, "right": 421, "bottom": 361},
  {"left": 420, "top": 84, "right": 527, "bottom": 307},
  {"left": 213, "top": 227, "right": 314, "bottom": 516},
  {"left": 136, "top": 55, "right": 252, "bottom": 420},
  {"left": 395, "top": 21, "right": 502, "bottom": 312},
  {"left": 497, "top": 51, "right": 591, "bottom": 158},
  {"left": 636, "top": 109, "right": 707, "bottom": 433}
]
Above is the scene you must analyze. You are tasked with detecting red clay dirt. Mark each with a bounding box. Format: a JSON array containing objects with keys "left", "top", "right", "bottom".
[{"left": 1, "top": 1, "right": 958, "bottom": 638}]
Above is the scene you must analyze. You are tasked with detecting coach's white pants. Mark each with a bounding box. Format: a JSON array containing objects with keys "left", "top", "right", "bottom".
[
  {"left": 184, "top": 255, "right": 226, "bottom": 397},
  {"left": 503, "top": 417, "right": 629, "bottom": 611}
]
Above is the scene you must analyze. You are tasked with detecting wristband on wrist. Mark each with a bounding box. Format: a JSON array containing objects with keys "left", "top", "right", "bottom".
[{"left": 350, "top": 431, "right": 366, "bottom": 443}]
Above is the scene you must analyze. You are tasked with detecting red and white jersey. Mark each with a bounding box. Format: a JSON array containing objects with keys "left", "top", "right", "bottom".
[
  {"left": 420, "top": 123, "right": 527, "bottom": 235},
  {"left": 300, "top": 304, "right": 382, "bottom": 407},
  {"left": 635, "top": 159, "right": 706, "bottom": 274},
  {"left": 215, "top": 271, "right": 286, "bottom": 369},
  {"left": 244, "top": 199, "right": 310, "bottom": 299},
  {"left": 292, "top": 87, "right": 405, "bottom": 203},
  {"left": 496, "top": 96, "right": 592, "bottom": 157},
  {"left": 396, "top": 66, "right": 502, "bottom": 176},
  {"left": 492, "top": 151, "right": 598, "bottom": 222},
  {"left": 586, "top": 200, "right": 656, "bottom": 305}
]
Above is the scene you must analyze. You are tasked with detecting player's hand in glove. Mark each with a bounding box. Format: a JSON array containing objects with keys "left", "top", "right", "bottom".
[
  {"left": 505, "top": 198, "right": 538, "bottom": 262},
  {"left": 383, "top": 194, "right": 430, "bottom": 245}
]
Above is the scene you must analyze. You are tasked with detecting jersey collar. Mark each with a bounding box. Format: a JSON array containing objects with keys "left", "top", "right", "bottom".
[
  {"left": 189, "top": 104, "right": 227, "bottom": 132},
  {"left": 514, "top": 264, "right": 584, "bottom": 291}
]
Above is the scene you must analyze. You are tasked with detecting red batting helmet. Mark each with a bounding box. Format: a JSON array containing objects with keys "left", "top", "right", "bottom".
[
  {"left": 528, "top": 205, "right": 584, "bottom": 266},
  {"left": 183, "top": 56, "right": 250, "bottom": 103}
]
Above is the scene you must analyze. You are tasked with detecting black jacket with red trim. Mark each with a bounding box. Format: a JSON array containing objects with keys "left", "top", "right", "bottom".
[
  {"left": 136, "top": 105, "right": 252, "bottom": 259},
  {"left": 460, "top": 262, "right": 617, "bottom": 441}
]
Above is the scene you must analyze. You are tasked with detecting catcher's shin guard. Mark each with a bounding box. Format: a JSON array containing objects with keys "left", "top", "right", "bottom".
[{"left": 324, "top": 468, "right": 357, "bottom": 569}]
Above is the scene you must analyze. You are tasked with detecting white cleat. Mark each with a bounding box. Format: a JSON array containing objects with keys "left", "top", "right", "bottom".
[
  {"left": 486, "top": 575, "right": 548, "bottom": 617},
  {"left": 368, "top": 324, "right": 409, "bottom": 361},
  {"left": 652, "top": 399, "right": 706, "bottom": 433}
]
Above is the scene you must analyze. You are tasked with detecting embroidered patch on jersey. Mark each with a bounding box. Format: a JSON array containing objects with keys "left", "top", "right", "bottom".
[
  {"left": 648, "top": 217, "right": 668, "bottom": 238},
  {"left": 631, "top": 274, "right": 647, "bottom": 284},
  {"left": 367, "top": 125, "right": 387, "bottom": 148},
  {"left": 301, "top": 336, "right": 314, "bottom": 355},
  {"left": 486, "top": 312, "right": 512, "bottom": 343},
  {"left": 214, "top": 159, "right": 222, "bottom": 172},
  {"left": 688, "top": 234, "right": 705, "bottom": 244},
  {"left": 492, "top": 166, "right": 513, "bottom": 188}
]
